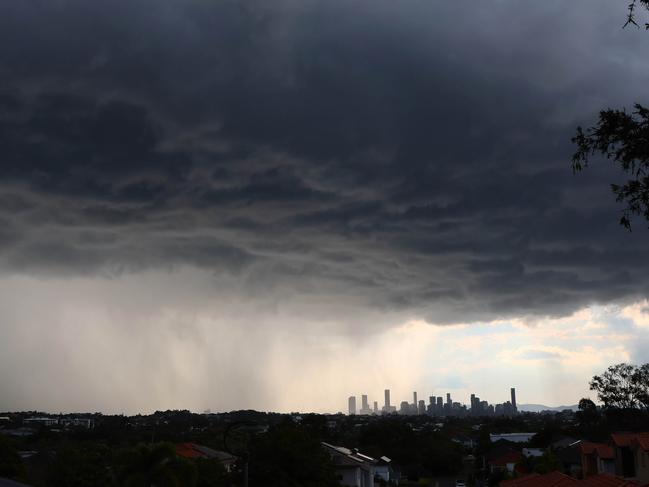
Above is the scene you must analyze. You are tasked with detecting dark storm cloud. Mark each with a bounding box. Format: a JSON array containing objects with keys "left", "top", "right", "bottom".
[{"left": 1, "top": 0, "right": 649, "bottom": 323}]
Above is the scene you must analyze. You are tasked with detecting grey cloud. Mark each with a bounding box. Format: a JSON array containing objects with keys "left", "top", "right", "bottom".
[
  {"left": 0, "top": 0, "right": 648, "bottom": 325},
  {"left": 519, "top": 350, "right": 563, "bottom": 361}
]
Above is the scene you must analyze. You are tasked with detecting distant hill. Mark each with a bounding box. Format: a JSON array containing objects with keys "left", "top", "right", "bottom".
[{"left": 519, "top": 403, "right": 579, "bottom": 413}]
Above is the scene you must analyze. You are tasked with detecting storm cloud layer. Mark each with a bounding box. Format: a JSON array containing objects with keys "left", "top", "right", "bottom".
[{"left": 2, "top": 0, "right": 649, "bottom": 327}]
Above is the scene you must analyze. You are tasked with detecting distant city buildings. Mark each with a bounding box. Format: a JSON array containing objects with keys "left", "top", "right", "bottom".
[
  {"left": 346, "top": 387, "right": 519, "bottom": 417},
  {"left": 348, "top": 396, "right": 356, "bottom": 416},
  {"left": 359, "top": 394, "right": 373, "bottom": 415}
]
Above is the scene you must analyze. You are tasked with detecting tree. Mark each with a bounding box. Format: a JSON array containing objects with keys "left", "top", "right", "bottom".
[
  {"left": 247, "top": 424, "right": 338, "bottom": 487},
  {"left": 625, "top": 0, "right": 649, "bottom": 29},
  {"left": 576, "top": 398, "right": 600, "bottom": 428},
  {"left": 116, "top": 442, "right": 197, "bottom": 487},
  {"left": 47, "top": 444, "right": 113, "bottom": 487},
  {"left": 571, "top": 1, "right": 649, "bottom": 229},
  {"left": 0, "top": 434, "right": 26, "bottom": 482},
  {"left": 589, "top": 363, "right": 649, "bottom": 410}
]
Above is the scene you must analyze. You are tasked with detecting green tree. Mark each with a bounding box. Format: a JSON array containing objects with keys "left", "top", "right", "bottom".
[
  {"left": 47, "top": 444, "right": 113, "bottom": 487},
  {"left": 534, "top": 450, "right": 562, "bottom": 474},
  {"left": 576, "top": 398, "right": 600, "bottom": 429},
  {"left": 572, "top": 1, "right": 649, "bottom": 229},
  {"left": 116, "top": 442, "right": 197, "bottom": 487},
  {"left": 247, "top": 424, "right": 338, "bottom": 487},
  {"left": 194, "top": 458, "right": 232, "bottom": 487},
  {"left": 590, "top": 363, "right": 649, "bottom": 410},
  {"left": 0, "top": 434, "right": 26, "bottom": 482}
]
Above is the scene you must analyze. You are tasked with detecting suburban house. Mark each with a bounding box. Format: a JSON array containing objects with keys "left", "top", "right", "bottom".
[
  {"left": 490, "top": 433, "right": 537, "bottom": 444},
  {"left": 175, "top": 443, "right": 238, "bottom": 472},
  {"left": 580, "top": 441, "right": 615, "bottom": 477},
  {"left": 575, "top": 432, "right": 649, "bottom": 484},
  {"left": 321, "top": 442, "right": 395, "bottom": 487},
  {"left": 610, "top": 433, "right": 649, "bottom": 484},
  {"left": 487, "top": 450, "right": 524, "bottom": 474}
]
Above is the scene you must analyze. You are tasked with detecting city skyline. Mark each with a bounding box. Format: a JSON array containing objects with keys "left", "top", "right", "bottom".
[{"left": 347, "top": 387, "right": 520, "bottom": 417}]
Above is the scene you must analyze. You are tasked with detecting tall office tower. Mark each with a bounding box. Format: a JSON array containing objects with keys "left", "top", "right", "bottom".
[
  {"left": 418, "top": 400, "right": 426, "bottom": 415},
  {"left": 373, "top": 401, "right": 378, "bottom": 413},
  {"left": 384, "top": 389, "right": 391, "bottom": 408},
  {"left": 446, "top": 393, "right": 451, "bottom": 405},
  {"left": 399, "top": 401, "right": 410, "bottom": 415},
  {"left": 413, "top": 391, "right": 417, "bottom": 409},
  {"left": 510, "top": 388, "right": 517, "bottom": 412},
  {"left": 470, "top": 394, "right": 476, "bottom": 414},
  {"left": 480, "top": 400, "right": 489, "bottom": 415},
  {"left": 362, "top": 395, "right": 369, "bottom": 410},
  {"left": 348, "top": 396, "right": 356, "bottom": 415},
  {"left": 436, "top": 397, "right": 443, "bottom": 416}
]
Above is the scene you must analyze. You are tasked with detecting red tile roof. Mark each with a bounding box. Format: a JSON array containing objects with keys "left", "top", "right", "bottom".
[
  {"left": 580, "top": 473, "right": 640, "bottom": 486},
  {"left": 611, "top": 433, "right": 649, "bottom": 452},
  {"left": 490, "top": 451, "right": 524, "bottom": 466},
  {"left": 500, "top": 472, "right": 641, "bottom": 487},
  {"left": 176, "top": 443, "right": 203, "bottom": 458},
  {"left": 581, "top": 442, "right": 615, "bottom": 459},
  {"left": 501, "top": 471, "right": 578, "bottom": 486}
]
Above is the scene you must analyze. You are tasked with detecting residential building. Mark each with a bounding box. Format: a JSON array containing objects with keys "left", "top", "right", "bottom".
[
  {"left": 610, "top": 432, "right": 649, "bottom": 484},
  {"left": 322, "top": 442, "right": 394, "bottom": 487},
  {"left": 489, "top": 433, "right": 536, "bottom": 443},
  {"left": 580, "top": 441, "right": 615, "bottom": 477},
  {"left": 176, "top": 443, "right": 238, "bottom": 472}
]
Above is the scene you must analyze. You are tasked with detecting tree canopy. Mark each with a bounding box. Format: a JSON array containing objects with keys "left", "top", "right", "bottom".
[
  {"left": 589, "top": 363, "right": 649, "bottom": 410},
  {"left": 571, "top": 1, "right": 649, "bottom": 229}
]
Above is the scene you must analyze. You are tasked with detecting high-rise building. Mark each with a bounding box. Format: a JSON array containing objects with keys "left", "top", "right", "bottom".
[
  {"left": 418, "top": 400, "right": 426, "bottom": 415},
  {"left": 436, "top": 397, "right": 443, "bottom": 416},
  {"left": 359, "top": 394, "right": 373, "bottom": 415},
  {"left": 384, "top": 389, "right": 391, "bottom": 408},
  {"left": 427, "top": 396, "right": 435, "bottom": 415},
  {"left": 348, "top": 396, "right": 356, "bottom": 415},
  {"left": 399, "top": 401, "right": 410, "bottom": 415},
  {"left": 373, "top": 401, "right": 378, "bottom": 413},
  {"left": 413, "top": 391, "right": 417, "bottom": 409},
  {"left": 511, "top": 387, "right": 517, "bottom": 412}
]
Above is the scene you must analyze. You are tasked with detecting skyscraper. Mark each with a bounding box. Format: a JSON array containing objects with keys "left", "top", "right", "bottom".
[
  {"left": 348, "top": 396, "right": 356, "bottom": 415},
  {"left": 511, "top": 387, "right": 517, "bottom": 413},
  {"left": 384, "top": 389, "right": 391, "bottom": 409},
  {"left": 418, "top": 400, "right": 426, "bottom": 415},
  {"left": 413, "top": 391, "right": 417, "bottom": 409},
  {"left": 359, "top": 394, "right": 372, "bottom": 415},
  {"left": 373, "top": 401, "right": 378, "bottom": 413}
]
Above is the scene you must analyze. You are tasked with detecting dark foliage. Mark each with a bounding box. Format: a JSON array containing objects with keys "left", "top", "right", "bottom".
[
  {"left": 590, "top": 363, "right": 649, "bottom": 410},
  {"left": 115, "top": 442, "right": 197, "bottom": 487},
  {"left": 573, "top": 105, "right": 649, "bottom": 229},
  {"left": 0, "top": 434, "right": 27, "bottom": 481},
  {"left": 572, "top": 1, "right": 649, "bottom": 229},
  {"left": 625, "top": 0, "right": 649, "bottom": 28},
  {"left": 247, "top": 423, "right": 338, "bottom": 487}
]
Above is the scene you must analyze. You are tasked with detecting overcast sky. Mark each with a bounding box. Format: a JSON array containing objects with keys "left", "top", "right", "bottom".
[{"left": 1, "top": 0, "right": 649, "bottom": 414}]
